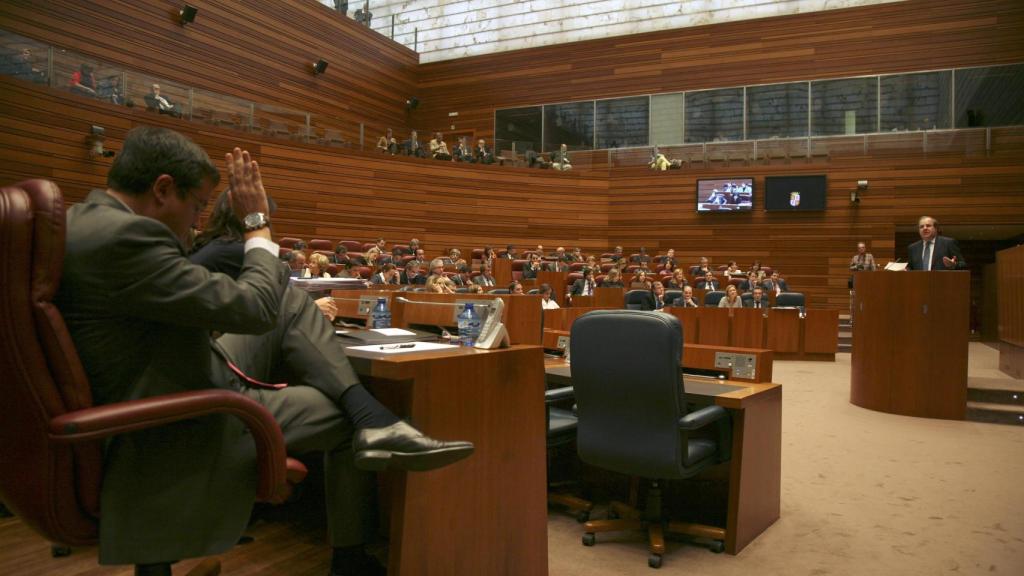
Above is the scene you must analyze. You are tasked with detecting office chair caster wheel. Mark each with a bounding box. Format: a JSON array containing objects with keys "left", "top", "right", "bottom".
[
  {"left": 582, "top": 533, "right": 596, "bottom": 546},
  {"left": 648, "top": 553, "right": 662, "bottom": 568},
  {"left": 51, "top": 545, "right": 72, "bottom": 557},
  {"left": 709, "top": 540, "right": 725, "bottom": 553},
  {"left": 576, "top": 510, "right": 590, "bottom": 523}
]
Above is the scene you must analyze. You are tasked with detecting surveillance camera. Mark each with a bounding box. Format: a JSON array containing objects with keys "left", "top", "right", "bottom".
[
  {"left": 91, "top": 125, "right": 105, "bottom": 137},
  {"left": 857, "top": 180, "right": 868, "bottom": 189}
]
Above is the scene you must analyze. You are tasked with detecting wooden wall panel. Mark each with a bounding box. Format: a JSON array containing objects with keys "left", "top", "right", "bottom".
[
  {"left": 997, "top": 244, "right": 1024, "bottom": 347},
  {"left": 414, "top": 0, "right": 1024, "bottom": 142},
  {"left": 0, "top": 0, "right": 418, "bottom": 136}
]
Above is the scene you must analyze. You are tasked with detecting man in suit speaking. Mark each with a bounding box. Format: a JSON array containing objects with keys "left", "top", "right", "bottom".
[
  {"left": 907, "top": 216, "right": 967, "bottom": 270},
  {"left": 54, "top": 127, "right": 471, "bottom": 576}
]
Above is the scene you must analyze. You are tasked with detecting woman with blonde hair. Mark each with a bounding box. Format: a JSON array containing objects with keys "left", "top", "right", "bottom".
[
  {"left": 303, "top": 252, "right": 332, "bottom": 278},
  {"left": 718, "top": 284, "right": 743, "bottom": 309}
]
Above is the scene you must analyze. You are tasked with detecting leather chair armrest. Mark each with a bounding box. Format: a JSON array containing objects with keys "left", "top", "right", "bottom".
[
  {"left": 678, "top": 404, "right": 727, "bottom": 431},
  {"left": 49, "top": 389, "right": 288, "bottom": 502}
]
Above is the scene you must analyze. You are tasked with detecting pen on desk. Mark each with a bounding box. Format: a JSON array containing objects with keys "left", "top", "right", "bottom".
[{"left": 380, "top": 343, "right": 417, "bottom": 350}]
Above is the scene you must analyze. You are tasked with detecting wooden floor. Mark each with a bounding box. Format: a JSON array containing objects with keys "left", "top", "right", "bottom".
[{"left": 0, "top": 506, "right": 338, "bottom": 576}]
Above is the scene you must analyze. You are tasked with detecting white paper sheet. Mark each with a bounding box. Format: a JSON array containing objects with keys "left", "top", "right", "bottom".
[{"left": 369, "top": 328, "right": 417, "bottom": 336}]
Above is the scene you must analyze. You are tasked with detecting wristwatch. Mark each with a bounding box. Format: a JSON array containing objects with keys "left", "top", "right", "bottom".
[{"left": 243, "top": 212, "right": 269, "bottom": 231}]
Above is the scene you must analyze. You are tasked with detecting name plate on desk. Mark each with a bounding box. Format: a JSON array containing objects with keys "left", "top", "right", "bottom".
[
  {"left": 556, "top": 335, "right": 570, "bottom": 350},
  {"left": 715, "top": 352, "right": 757, "bottom": 380},
  {"left": 357, "top": 295, "right": 377, "bottom": 316}
]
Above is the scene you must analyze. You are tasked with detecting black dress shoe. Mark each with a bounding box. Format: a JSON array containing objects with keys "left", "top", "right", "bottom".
[{"left": 353, "top": 421, "right": 474, "bottom": 472}]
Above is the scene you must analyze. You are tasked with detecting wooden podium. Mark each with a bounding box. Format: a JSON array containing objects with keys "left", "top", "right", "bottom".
[{"left": 850, "top": 271, "right": 970, "bottom": 419}]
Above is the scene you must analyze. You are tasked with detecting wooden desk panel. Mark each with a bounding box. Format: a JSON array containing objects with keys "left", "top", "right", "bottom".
[
  {"left": 697, "top": 308, "right": 731, "bottom": 346},
  {"left": 351, "top": 345, "right": 548, "bottom": 576},
  {"left": 593, "top": 287, "right": 625, "bottom": 308},
  {"left": 663, "top": 307, "right": 699, "bottom": 344},
  {"left": 803, "top": 309, "right": 839, "bottom": 354},
  {"left": 731, "top": 308, "right": 766, "bottom": 349},
  {"left": 493, "top": 257, "right": 513, "bottom": 287},
  {"left": 766, "top": 309, "right": 800, "bottom": 353}
]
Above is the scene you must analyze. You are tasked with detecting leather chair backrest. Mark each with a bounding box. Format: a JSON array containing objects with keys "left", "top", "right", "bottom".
[
  {"left": 0, "top": 180, "right": 101, "bottom": 545},
  {"left": 704, "top": 290, "right": 726, "bottom": 306},
  {"left": 664, "top": 289, "right": 682, "bottom": 304},
  {"left": 570, "top": 310, "right": 685, "bottom": 478},
  {"left": 340, "top": 240, "right": 363, "bottom": 253},
  {"left": 308, "top": 239, "right": 333, "bottom": 251},
  {"left": 624, "top": 289, "right": 649, "bottom": 310},
  {"left": 278, "top": 236, "right": 303, "bottom": 249},
  {"left": 775, "top": 292, "right": 805, "bottom": 307}
]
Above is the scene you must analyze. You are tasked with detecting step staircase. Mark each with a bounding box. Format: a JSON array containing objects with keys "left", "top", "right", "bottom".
[
  {"left": 838, "top": 314, "right": 852, "bottom": 353},
  {"left": 966, "top": 386, "right": 1024, "bottom": 426}
]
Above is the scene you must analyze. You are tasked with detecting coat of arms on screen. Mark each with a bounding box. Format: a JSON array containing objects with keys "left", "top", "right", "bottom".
[{"left": 789, "top": 191, "right": 801, "bottom": 207}]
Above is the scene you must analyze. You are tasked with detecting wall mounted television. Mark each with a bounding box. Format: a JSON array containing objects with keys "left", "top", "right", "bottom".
[
  {"left": 764, "top": 175, "right": 828, "bottom": 211},
  {"left": 696, "top": 178, "right": 754, "bottom": 212}
]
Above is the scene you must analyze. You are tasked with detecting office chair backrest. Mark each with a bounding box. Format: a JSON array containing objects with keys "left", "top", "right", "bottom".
[
  {"left": 775, "top": 292, "right": 805, "bottom": 307},
  {"left": 570, "top": 310, "right": 685, "bottom": 479},
  {"left": 704, "top": 290, "right": 726, "bottom": 306},
  {"left": 664, "top": 289, "right": 682, "bottom": 305},
  {"left": 0, "top": 180, "right": 102, "bottom": 545},
  {"left": 624, "top": 289, "right": 649, "bottom": 310}
]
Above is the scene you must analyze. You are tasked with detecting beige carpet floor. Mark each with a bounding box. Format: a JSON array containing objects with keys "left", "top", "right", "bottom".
[{"left": 548, "top": 343, "right": 1024, "bottom": 576}]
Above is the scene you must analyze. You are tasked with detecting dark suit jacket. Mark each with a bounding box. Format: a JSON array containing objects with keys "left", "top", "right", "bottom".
[
  {"left": 908, "top": 236, "right": 967, "bottom": 270},
  {"left": 697, "top": 280, "right": 719, "bottom": 291},
  {"left": 672, "top": 297, "right": 699, "bottom": 308},
  {"left": 746, "top": 297, "right": 768, "bottom": 309},
  {"left": 641, "top": 293, "right": 666, "bottom": 311},
  {"left": 571, "top": 278, "right": 597, "bottom": 296},
  {"left": 521, "top": 265, "right": 542, "bottom": 280},
  {"left": 55, "top": 190, "right": 289, "bottom": 564},
  {"left": 762, "top": 279, "right": 788, "bottom": 293}
]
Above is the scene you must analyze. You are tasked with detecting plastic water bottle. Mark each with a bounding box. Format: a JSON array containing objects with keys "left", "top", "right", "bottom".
[
  {"left": 457, "top": 303, "right": 482, "bottom": 347},
  {"left": 371, "top": 297, "right": 391, "bottom": 329}
]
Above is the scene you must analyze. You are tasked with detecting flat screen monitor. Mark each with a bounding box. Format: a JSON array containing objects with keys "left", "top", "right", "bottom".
[
  {"left": 696, "top": 178, "right": 754, "bottom": 212},
  {"left": 764, "top": 175, "right": 827, "bottom": 211}
]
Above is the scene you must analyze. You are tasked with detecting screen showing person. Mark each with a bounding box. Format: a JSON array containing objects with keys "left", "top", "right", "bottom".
[{"left": 697, "top": 178, "right": 754, "bottom": 212}]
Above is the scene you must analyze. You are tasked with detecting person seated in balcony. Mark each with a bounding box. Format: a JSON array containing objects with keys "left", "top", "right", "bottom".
[
  {"left": 143, "top": 83, "right": 182, "bottom": 117},
  {"left": 429, "top": 132, "right": 452, "bottom": 160},
  {"left": 3, "top": 47, "right": 47, "bottom": 83},
  {"left": 599, "top": 268, "right": 624, "bottom": 288},
  {"left": 551, "top": 143, "right": 572, "bottom": 171},
  {"left": 377, "top": 128, "right": 398, "bottom": 154},
  {"left": 403, "top": 130, "right": 428, "bottom": 158},
  {"left": 666, "top": 268, "right": 688, "bottom": 290},
  {"left": 68, "top": 63, "right": 97, "bottom": 97},
  {"left": 452, "top": 137, "right": 472, "bottom": 162},
  {"left": 473, "top": 138, "right": 495, "bottom": 165},
  {"left": 649, "top": 146, "right": 671, "bottom": 171}
]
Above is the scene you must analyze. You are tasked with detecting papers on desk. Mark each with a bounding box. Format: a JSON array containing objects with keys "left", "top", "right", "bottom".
[
  {"left": 883, "top": 261, "right": 908, "bottom": 271},
  {"left": 289, "top": 277, "right": 368, "bottom": 292},
  {"left": 369, "top": 328, "right": 416, "bottom": 336},
  {"left": 348, "top": 342, "right": 458, "bottom": 354}
]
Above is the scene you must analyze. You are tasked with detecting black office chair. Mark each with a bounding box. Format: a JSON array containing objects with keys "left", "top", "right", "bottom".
[
  {"left": 546, "top": 386, "right": 593, "bottom": 522},
  {"left": 570, "top": 310, "right": 731, "bottom": 568},
  {"left": 774, "top": 291, "right": 805, "bottom": 307},
  {"left": 624, "top": 289, "right": 649, "bottom": 310},
  {"left": 740, "top": 292, "right": 754, "bottom": 305},
  {"left": 703, "top": 290, "right": 726, "bottom": 307},
  {"left": 527, "top": 288, "right": 540, "bottom": 295},
  {"left": 664, "top": 289, "right": 682, "bottom": 305},
  {"left": 489, "top": 288, "right": 510, "bottom": 294}
]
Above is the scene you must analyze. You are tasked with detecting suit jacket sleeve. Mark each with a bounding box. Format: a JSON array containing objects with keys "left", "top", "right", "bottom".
[
  {"left": 105, "top": 217, "right": 288, "bottom": 334},
  {"left": 941, "top": 237, "right": 967, "bottom": 269}
]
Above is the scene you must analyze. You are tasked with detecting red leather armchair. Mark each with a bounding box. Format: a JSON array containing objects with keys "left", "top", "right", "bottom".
[{"left": 0, "top": 180, "right": 306, "bottom": 553}]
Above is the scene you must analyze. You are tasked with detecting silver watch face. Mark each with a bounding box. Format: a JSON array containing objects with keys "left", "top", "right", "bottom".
[{"left": 244, "top": 212, "right": 267, "bottom": 230}]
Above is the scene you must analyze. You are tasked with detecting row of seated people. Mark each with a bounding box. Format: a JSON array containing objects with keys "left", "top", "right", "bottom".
[
  {"left": 375, "top": 130, "right": 574, "bottom": 171},
  {"left": 276, "top": 236, "right": 793, "bottom": 294}
]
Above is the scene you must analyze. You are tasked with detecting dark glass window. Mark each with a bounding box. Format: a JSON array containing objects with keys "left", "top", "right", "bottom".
[
  {"left": 685, "top": 88, "right": 743, "bottom": 143},
  {"left": 881, "top": 71, "right": 952, "bottom": 131},
  {"left": 746, "top": 82, "right": 808, "bottom": 140},
  {"left": 811, "top": 77, "right": 878, "bottom": 135},
  {"left": 494, "top": 106, "right": 542, "bottom": 152},
  {"left": 954, "top": 64, "right": 1024, "bottom": 128},
  {"left": 543, "top": 101, "right": 595, "bottom": 151},
  {"left": 596, "top": 96, "right": 649, "bottom": 148}
]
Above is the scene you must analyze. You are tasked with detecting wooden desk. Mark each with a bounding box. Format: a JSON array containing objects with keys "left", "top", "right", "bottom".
[
  {"left": 544, "top": 359, "right": 781, "bottom": 555},
  {"left": 348, "top": 345, "right": 548, "bottom": 576}
]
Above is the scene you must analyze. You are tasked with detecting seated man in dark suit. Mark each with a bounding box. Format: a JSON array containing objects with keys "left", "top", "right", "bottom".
[
  {"left": 571, "top": 268, "right": 598, "bottom": 296},
  {"left": 746, "top": 286, "right": 768, "bottom": 309},
  {"left": 521, "top": 254, "right": 544, "bottom": 280},
  {"left": 452, "top": 137, "right": 471, "bottom": 162},
  {"left": 402, "top": 130, "right": 428, "bottom": 158},
  {"left": 472, "top": 263, "right": 497, "bottom": 287},
  {"left": 55, "top": 127, "right": 472, "bottom": 576},
  {"left": 907, "top": 216, "right": 967, "bottom": 270},
  {"left": 641, "top": 281, "right": 668, "bottom": 311},
  {"left": 762, "top": 271, "right": 789, "bottom": 296},
  {"left": 696, "top": 271, "right": 719, "bottom": 291},
  {"left": 473, "top": 138, "right": 495, "bottom": 164},
  {"left": 402, "top": 261, "right": 426, "bottom": 285},
  {"left": 672, "top": 285, "right": 699, "bottom": 308},
  {"left": 143, "top": 83, "right": 182, "bottom": 117}
]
